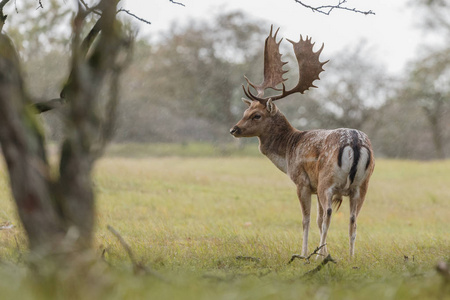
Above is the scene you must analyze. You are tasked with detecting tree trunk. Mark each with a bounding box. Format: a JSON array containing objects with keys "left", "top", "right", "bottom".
[
  {"left": 0, "top": 33, "right": 66, "bottom": 252},
  {"left": 0, "top": 0, "right": 128, "bottom": 261},
  {"left": 423, "top": 99, "right": 445, "bottom": 159}
]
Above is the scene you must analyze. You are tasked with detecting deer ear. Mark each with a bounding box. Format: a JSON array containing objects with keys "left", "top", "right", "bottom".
[
  {"left": 242, "top": 98, "right": 253, "bottom": 107},
  {"left": 266, "top": 98, "right": 277, "bottom": 115}
]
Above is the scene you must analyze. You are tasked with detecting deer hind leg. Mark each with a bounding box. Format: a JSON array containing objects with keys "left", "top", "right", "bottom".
[
  {"left": 349, "top": 182, "right": 368, "bottom": 257},
  {"left": 297, "top": 186, "right": 312, "bottom": 257},
  {"left": 317, "top": 198, "right": 324, "bottom": 237},
  {"left": 317, "top": 186, "right": 334, "bottom": 257}
]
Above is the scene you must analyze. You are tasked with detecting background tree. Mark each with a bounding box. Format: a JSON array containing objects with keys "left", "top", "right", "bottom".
[
  {"left": 389, "top": 0, "right": 450, "bottom": 159},
  {"left": 278, "top": 43, "right": 389, "bottom": 139},
  {"left": 0, "top": 0, "right": 131, "bottom": 264},
  {"left": 2, "top": 0, "right": 71, "bottom": 58},
  {"left": 400, "top": 50, "right": 450, "bottom": 159},
  {"left": 412, "top": 0, "right": 450, "bottom": 41},
  {"left": 116, "top": 11, "right": 267, "bottom": 143}
]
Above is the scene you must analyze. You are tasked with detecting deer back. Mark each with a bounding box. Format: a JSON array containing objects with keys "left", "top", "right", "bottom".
[{"left": 286, "top": 128, "right": 374, "bottom": 194}]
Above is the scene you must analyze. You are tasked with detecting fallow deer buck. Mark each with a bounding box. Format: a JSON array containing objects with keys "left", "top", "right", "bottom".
[{"left": 230, "top": 26, "right": 375, "bottom": 258}]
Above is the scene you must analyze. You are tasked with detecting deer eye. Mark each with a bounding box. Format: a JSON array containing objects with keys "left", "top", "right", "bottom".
[{"left": 252, "top": 114, "right": 261, "bottom": 120}]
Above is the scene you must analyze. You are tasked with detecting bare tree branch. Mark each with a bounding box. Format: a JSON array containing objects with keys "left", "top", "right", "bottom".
[
  {"left": 117, "top": 8, "right": 151, "bottom": 25},
  {"left": 32, "top": 12, "right": 103, "bottom": 112},
  {"left": 107, "top": 225, "right": 167, "bottom": 280},
  {"left": 33, "top": 5, "right": 136, "bottom": 113},
  {"left": 294, "top": 0, "right": 375, "bottom": 15},
  {"left": 79, "top": 0, "right": 101, "bottom": 15},
  {"left": 302, "top": 254, "right": 337, "bottom": 277},
  {"left": 169, "top": 0, "right": 185, "bottom": 7},
  {"left": 56, "top": 0, "right": 129, "bottom": 247},
  {"left": 117, "top": 0, "right": 184, "bottom": 25},
  {"left": 107, "top": 225, "right": 137, "bottom": 266},
  {"left": 33, "top": 98, "right": 66, "bottom": 113},
  {"left": 0, "top": 0, "right": 11, "bottom": 30}
]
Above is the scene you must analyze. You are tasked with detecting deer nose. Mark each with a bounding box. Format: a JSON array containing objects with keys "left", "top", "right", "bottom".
[{"left": 230, "top": 126, "right": 241, "bottom": 136}]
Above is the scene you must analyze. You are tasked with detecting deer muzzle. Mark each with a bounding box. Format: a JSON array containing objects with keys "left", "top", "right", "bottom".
[{"left": 230, "top": 126, "right": 242, "bottom": 136}]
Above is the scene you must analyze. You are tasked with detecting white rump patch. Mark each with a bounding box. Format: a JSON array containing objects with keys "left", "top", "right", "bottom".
[
  {"left": 353, "top": 147, "right": 370, "bottom": 184},
  {"left": 334, "top": 146, "right": 354, "bottom": 189},
  {"left": 340, "top": 146, "right": 353, "bottom": 173}
]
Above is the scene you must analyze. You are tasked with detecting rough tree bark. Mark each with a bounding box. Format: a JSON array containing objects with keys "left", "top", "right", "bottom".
[
  {"left": 0, "top": 33, "right": 64, "bottom": 253},
  {"left": 0, "top": 0, "right": 131, "bottom": 260}
]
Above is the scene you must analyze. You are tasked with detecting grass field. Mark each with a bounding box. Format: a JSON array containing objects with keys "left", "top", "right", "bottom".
[{"left": 0, "top": 145, "right": 449, "bottom": 299}]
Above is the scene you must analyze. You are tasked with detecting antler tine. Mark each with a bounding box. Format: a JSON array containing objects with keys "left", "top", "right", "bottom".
[
  {"left": 243, "top": 84, "right": 265, "bottom": 101},
  {"left": 242, "top": 84, "right": 256, "bottom": 100},
  {"left": 244, "top": 76, "right": 258, "bottom": 94}
]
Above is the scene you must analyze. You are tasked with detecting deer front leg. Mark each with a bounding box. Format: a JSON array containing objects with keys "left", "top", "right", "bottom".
[{"left": 297, "top": 186, "right": 312, "bottom": 257}]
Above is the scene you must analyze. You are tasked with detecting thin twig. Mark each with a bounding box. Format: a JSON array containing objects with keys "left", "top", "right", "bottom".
[
  {"left": 288, "top": 244, "right": 327, "bottom": 264},
  {"left": 293, "top": 0, "right": 374, "bottom": 15},
  {"left": 107, "top": 225, "right": 167, "bottom": 281},
  {"left": 35, "top": 13, "right": 103, "bottom": 106},
  {"left": 302, "top": 254, "right": 337, "bottom": 277},
  {"left": 80, "top": 0, "right": 101, "bottom": 15},
  {"left": 169, "top": 0, "right": 185, "bottom": 7},
  {"left": 117, "top": 8, "right": 151, "bottom": 25},
  {"left": 107, "top": 225, "right": 137, "bottom": 266}
]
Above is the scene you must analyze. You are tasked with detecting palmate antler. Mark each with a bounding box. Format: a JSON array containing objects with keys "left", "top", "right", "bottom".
[
  {"left": 243, "top": 25, "right": 328, "bottom": 102},
  {"left": 244, "top": 26, "right": 288, "bottom": 97}
]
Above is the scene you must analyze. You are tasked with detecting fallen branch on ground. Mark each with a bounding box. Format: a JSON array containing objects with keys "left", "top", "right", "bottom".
[
  {"left": 107, "top": 225, "right": 167, "bottom": 281},
  {"left": 288, "top": 244, "right": 327, "bottom": 264},
  {"left": 302, "top": 254, "right": 337, "bottom": 277}
]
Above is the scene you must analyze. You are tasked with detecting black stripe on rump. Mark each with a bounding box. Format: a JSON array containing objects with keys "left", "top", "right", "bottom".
[
  {"left": 349, "top": 130, "right": 361, "bottom": 184},
  {"left": 337, "top": 145, "right": 344, "bottom": 167}
]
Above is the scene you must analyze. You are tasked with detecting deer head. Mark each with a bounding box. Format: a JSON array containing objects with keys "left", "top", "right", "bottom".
[
  {"left": 230, "top": 98, "right": 279, "bottom": 137},
  {"left": 230, "top": 26, "right": 327, "bottom": 138}
]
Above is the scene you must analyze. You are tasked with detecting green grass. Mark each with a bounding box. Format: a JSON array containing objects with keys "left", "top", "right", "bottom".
[
  {"left": 1, "top": 150, "right": 450, "bottom": 299},
  {"left": 104, "top": 142, "right": 261, "bottom": 158}
]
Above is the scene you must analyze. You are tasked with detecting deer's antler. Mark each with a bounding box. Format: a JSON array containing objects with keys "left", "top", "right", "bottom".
[
  {"left": 244, "top": 25, "right": 288, "bottom": 97},
  {"left": 243, "top": 27, "right": 327, "bottom": 102}
]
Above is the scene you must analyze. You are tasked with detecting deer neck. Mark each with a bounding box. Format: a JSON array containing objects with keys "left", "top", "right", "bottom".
[{"left": 258, "top": 112, "right": 296, "bottom": 173}]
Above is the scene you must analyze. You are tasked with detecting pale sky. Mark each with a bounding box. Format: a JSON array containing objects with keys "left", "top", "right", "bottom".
[{"left": 122, "top": 0, "right": 429, "bottom": 75}]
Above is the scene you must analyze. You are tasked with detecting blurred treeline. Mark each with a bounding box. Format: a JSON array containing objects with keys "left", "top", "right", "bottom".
[{"left": 5, "top": 0, "right": 450, "bottom": 159}]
